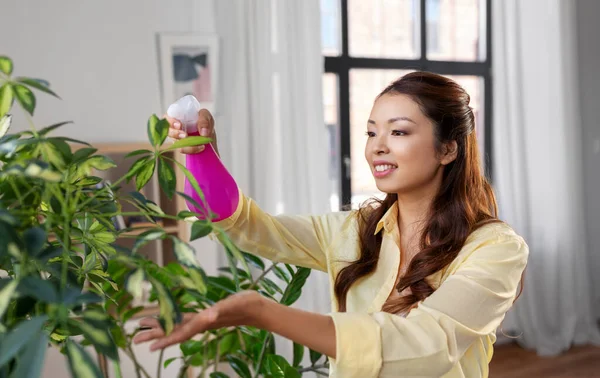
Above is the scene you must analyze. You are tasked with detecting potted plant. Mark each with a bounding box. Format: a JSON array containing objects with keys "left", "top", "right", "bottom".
[{"left": 0, "top": 56, "right": 328, "bottom": 378}]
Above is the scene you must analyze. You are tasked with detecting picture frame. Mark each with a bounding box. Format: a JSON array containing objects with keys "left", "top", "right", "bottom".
[{"left": 157, "top": 33, "right": 219, "bottom": 113}]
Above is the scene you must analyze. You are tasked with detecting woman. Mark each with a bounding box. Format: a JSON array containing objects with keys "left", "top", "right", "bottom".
[{"left": 134, "top": 72, "right": 528, "bottom": 377}]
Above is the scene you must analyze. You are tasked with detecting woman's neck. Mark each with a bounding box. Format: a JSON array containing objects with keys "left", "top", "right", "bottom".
[{"left": 395, "top": 178, "right": 441, "bottom": 234}]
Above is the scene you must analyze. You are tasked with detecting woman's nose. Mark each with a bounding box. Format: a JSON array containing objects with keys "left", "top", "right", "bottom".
[{"left": 374, "top": 137, "right": 389, "bottom": 155}]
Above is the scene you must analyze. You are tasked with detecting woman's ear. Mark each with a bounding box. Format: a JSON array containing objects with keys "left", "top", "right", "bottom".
[{"left": 440, "top": 140, "right": 458, "bottom": 165}]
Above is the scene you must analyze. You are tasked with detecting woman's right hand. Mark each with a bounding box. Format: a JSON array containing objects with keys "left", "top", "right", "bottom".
[{"left": 165, "top": 108, "right": 219, "bottom": 156}]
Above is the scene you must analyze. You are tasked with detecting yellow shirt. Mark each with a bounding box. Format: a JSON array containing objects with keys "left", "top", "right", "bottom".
[{"left": 215, "top": 189, "right": 529, "bottom": 378}]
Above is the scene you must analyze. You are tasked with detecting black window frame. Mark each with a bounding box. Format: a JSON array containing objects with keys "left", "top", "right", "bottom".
[{"left": 324, "top": 0, "right": 493, "bottom": 206}]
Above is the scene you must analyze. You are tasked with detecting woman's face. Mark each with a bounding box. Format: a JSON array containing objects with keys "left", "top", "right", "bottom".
[{"left": 364, "top": 93, "right": 448, "bottom": 195}]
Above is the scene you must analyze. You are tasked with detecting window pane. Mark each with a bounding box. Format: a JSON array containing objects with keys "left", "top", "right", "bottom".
[
  {"left": 426, "top": 0, "right": 486, "bottom": 61},
  {"left": 350, "top": 69, "right": 412, "bottom": 208},
  {"left": 323, "top": 73, "right": 341, "bottom": 211},
  {"left": 349, "top": 0, "right": 420, "bottom": 59},
  {"left": 445, "top": 75, "right": 485, "bottom": 160},
  {"left": 321, "top": 0, "right": 341, "bottom": 56}
]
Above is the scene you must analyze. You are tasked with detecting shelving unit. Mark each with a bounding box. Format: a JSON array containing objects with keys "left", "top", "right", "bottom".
[
  {"left": 89, "top": 142, "right": 194, "bottom": 377},
  {"left": 91, "top": 142, "right": 189, "bottom": 269}
]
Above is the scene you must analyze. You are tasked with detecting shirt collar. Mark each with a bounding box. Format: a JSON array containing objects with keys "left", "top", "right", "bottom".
[{"left": 374, "top": 201, "right": 399, "bottom": 235}]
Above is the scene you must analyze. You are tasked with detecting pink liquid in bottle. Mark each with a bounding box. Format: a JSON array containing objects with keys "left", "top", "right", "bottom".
[{"left": 183, "top": 131, "right": 239, "bottom": 221}]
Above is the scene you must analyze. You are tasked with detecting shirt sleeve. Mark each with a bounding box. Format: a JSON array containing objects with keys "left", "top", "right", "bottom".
[
  {"left": 212, "top": 187, "right": 354, "bottom": 271},
  {"left": 328, "top": 229, "right": 529, "bottom": 377}
]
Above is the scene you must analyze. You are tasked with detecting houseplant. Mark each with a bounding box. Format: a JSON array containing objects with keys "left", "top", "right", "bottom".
[{"left": 0, "top": 56, "right": 328, "bottom": 378}]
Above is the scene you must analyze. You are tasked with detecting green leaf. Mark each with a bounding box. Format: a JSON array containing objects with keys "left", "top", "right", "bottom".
[
  {"left": 51, "top": 136, "right": 90, "bottom": 146},
  {"left": 162, "top": 136, "right": 212, "bottom": 151},
  {"left": 227, "top": 356, "right": 252, "bottom": 378},
  {"left": 261, "top": 277, "right": 283, "bottom": 295},
  {"left": 86, "top": 155, "right": 116, "bottom": 171},
  {"left": 83, "top": 310, "right": 111, "bottom": 326},
  {"left": 110, "top": 326, "right": 127, "bottom": 349},
  {"left": 65, "top": 340, "right": 103, "bottom": 378},
  {"left": 47, "top": 137, "right": 73, "bottom": 163},
  {"left": 273, "top": 265, "right": 291, "bottom": 283},
  {"left": 215, "top": 231, "right": 250, "bottom": 275},
  {"left": 293, "top": 343, "right": 305, "bottom": 367},
  {"left": 190, "top": 220, "right": 212, "bottom": 241},
  {"left": 18, "top": 276, "right": 59, "bottom": 303},
  {"left": 147, "top": 115, "right": 169, "bottom": 147},
  {"left": 218, "top": 332, "right": 239, "bottom": 356},
  {"left": 0, "top": 114, "right": 11, "bottom": 138},
  {"left": 206, "top": 276, "right": 237, "bottom": 295},
  {"left": 280, "top": 267, "right": 311, "bottom": 306},
  {"left": 309, "top": 349, "right": 323, "bottom": 365},
  {"left": 38, "top": 121, "right": 73, "bottom": 136},
  {"left": 0, "top": 83, "right": 14, "bottom": 117},
  {"left": 72, "top": 147, "right": 98, "bottom": 163},
  {"left": 125, "top": 155, "right": 151, "bottom": 180},
  {"left": 71, "top": 292, "right": 103, "bottom": 307},
  {"left": 23, "top": 227, "right": 46, "bottom": 256},
  {"left": 175, "top": 210, "right": 196, "bottom": 220},
  {"left": 158, "top": 157, "right": 176, "bottom": 199},
  {"left": 0, "top": 56, "right": 13, "bottom": 75},
  {"left": 164, "top": 357, "right": 178, "bottom": 369},
  {"left": 0, "top": 315, "right": 48, "bottom": 367},
  {"left": 175, "top": 191, "right": 206, "bottom": 217},
  {"left": 149, "top": 277, "right": 181, "bottom": 334},
  {"left": 180, "top": 340, "right": 203, "bottom": 356},
  {"left": 171, "top": 237, "right": 199, "bottom": 268},
  {"left": 15, "top": 77, "right": 60, "bottom": 98},
  {"left": 209, "top": 372, "right": 229, "bottom": 378},
  {"left": 122, "top": 306, "right": 145, "bottom": 323},
  {"left": 0, "top": 280, "right": 18, "bottom": 318},
  {"left": 23, "top": 161, "right": 62, "bottom": 181},
  {"left": 12, "top": 84, "right": 36, "bottom": 115},
  {"left": 78, "top": 319, "right": 118, "bottom": 360},
  {"left": 11, "top": 332, "right": 48, "bottom": 378},
  {"left": 126, "top": 269, "right": 145, "bottom": 301},
  {"left": 243, "top": 253, "right": 265, "bottom": 271},
  {"left": 188, "top": 267, "right": 207, "bottom": 295},
  {"left": 187, "top": 353, "right": 204, "bottom": 367},
  {"left": 125, "top": 149, "right": 152, "bottom": 158},
  {"left": 135, "top": 158, "right": 156, "bottom": 191},
  {"left": 75, "top": 176, "right": 103, "bottom": 187},
  {"left": 266, "top": 355, "right": 301, "bottom": 378}
]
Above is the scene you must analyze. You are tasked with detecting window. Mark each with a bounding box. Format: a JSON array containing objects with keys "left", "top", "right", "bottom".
[{"left": 321, "top": 0, "right": 492, "bottom": 210}]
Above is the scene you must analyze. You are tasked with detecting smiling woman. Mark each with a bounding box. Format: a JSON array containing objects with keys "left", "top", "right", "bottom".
[{"left": 136, "top": 71, "right": 528, "bottom": 378}]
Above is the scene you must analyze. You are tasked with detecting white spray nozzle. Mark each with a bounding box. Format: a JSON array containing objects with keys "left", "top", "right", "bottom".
[{"left": 166, "top": 95, "right": 202, "bottom": 133}]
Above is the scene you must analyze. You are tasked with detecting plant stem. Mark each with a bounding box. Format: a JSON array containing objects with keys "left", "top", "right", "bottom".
[
  {"left": 126, "top": 345, "right": 152, "bottom": 378},
  {"left": 237, "top": 328, "right": 246, "bottom": 350},
  {"left": 253, "top": 333, "right": 271, "bottom": 378},
  {"left": 298, "top": 363, "right": 330, "bottom": 374},
  {"left": 248, "top": 263, "right": 277, "bottom": 291},
  {"left": 214, "top": 336, "right": 220, "bottom": 373},
  {"left": 157, "top": 348, "right": 165, "bottom": 378},
  {"left": 113, "top": 359, "right": 124, "bottom": 378},
  {"left": 177, "top": 363, "right": 189, "bottom": 378}
]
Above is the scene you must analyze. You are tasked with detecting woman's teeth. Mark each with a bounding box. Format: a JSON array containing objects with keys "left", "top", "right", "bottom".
[{"left": 375, "top": 164, "right": 396, "bottom": 172}]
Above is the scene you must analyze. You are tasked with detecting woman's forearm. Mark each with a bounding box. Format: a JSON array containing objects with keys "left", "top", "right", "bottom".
[{"left": 250, "top": 296, "right": 337, "bottom": 359}]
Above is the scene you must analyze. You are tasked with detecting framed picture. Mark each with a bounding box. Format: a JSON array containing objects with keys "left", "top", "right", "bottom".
[{"left": 157, "top": 33, "right": 219, "bottom": 113}]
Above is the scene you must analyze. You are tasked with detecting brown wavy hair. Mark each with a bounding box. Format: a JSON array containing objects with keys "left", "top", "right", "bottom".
[{"left": 334, "top": 71, "right": 503, "bottom": 314}]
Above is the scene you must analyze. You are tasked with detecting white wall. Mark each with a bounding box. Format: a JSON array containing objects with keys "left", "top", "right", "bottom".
[
  {"left": 1, "top": 0, "right": 214, "bottom": 143},
  {"left": 575, "top": 0, "right": 600, "bottom": 318},
  {"left": 2, "top": 0, "right": 224, "bottom": 377}
]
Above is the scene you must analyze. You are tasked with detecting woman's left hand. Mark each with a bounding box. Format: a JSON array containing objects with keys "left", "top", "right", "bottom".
[{"left": 133, "top": 291, "right": 264, "bottom": 351}]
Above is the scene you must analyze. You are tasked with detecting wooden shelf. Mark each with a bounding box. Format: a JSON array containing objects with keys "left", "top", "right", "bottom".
[
  {"left": 122, "top": 224, "right": 180, "bottom": 236},
  {"left": 131, "top": 306, "right": 160, "bottom": 319}
]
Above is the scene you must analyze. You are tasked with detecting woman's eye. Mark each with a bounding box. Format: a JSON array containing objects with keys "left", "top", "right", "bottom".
[
  {"left": 391, "top": 130, "right": 407, "bottom": 136},
  {"left": 365, "top": 131, "right": 376, "bottom": 137}
]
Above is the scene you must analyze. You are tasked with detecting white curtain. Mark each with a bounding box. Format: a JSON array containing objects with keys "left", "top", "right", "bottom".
[
  {"left": 492, "top": 0, "right": 600, "bottom": 356},
  {"left": 213, "top": 0, "right": 331, "bottom": 369}
]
